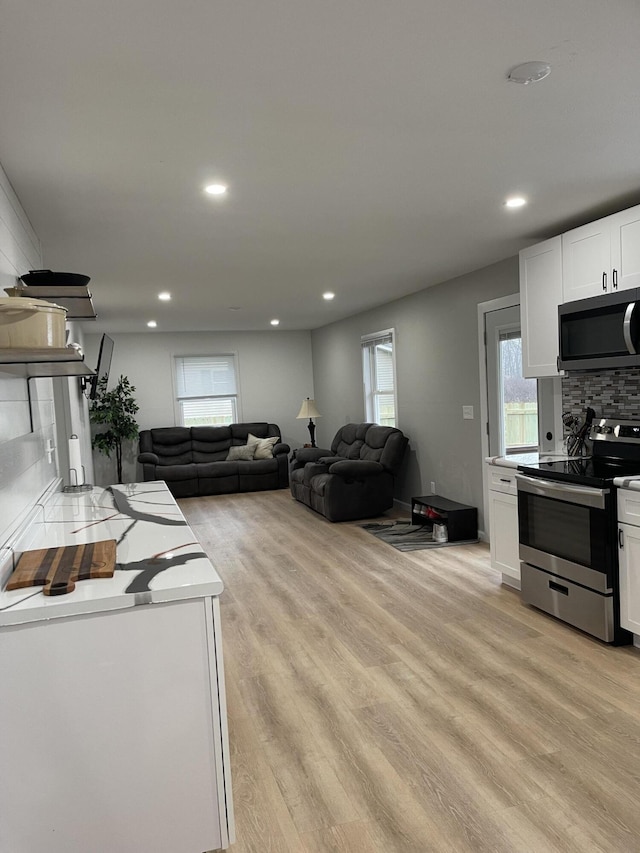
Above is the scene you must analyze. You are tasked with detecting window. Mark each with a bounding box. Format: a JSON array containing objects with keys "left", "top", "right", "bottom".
[
  {"left": 174, "top": 355, "right": 239, "bottom": 427},
  {"left": 362, "top": 329, "right": 397, "bottom": 426},
  {"left": 499, "top": 330, "right": 538, "bottom": 453}
]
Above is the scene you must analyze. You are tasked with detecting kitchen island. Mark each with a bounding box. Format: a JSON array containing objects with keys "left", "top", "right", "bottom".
[{"left": 0, "top": 481, "right": 234, "bottom": 852}]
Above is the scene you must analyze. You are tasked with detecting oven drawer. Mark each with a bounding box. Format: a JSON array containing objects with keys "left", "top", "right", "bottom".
[{"left": 520, "top": 563, "right": 615, "bottom": 642}]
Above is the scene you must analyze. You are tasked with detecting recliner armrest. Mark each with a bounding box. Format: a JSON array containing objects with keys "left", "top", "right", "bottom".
[
  {"left": 303, "top": 462, "right": 329, "bottom": 484},
  {"left": 138, "top": 452, "right": 159, "bottom": 464},
  {"left": 328, "top": 460, "right": 384, "bottom": 478},
  {"left": 318, "top": 456, "right": 346, "bottom": 466},
  {"left": 273, "top": 442, "right": 290, "bottom": 456},
  {"left": 295, "top": 447, "right": 331, "bottom": 465}
]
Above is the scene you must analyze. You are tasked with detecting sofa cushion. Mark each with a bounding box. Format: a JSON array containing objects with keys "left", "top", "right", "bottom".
[
  {"left": 331, "top": 422, "right": 373, "bottom": 459},
  {"left": 191, "top": 426, "right": 233, "bottom": 462},
  {"left": 197, "top": 461, "right": 239, "bottom": 478},
  {"left": 148, "top": 427, "right": 193, "bottom": 465},
  {"left": 248, "top": 433, "right": 279, "bottom": 459},
  {"left": 231, "top": 422, "right": 272, "bottom": 443},
  {"left": 226, "top": 444, "right": 255, "bottom": 461}
]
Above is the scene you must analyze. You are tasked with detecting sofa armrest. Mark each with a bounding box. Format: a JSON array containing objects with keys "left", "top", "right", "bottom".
[
  {"left": 318, "top": 456, "right": 346, "bottom": 466},
  {"left": 138, "top": 452, "right": 159, "bottom": 464},
  {"left": 273, "top": 442, "right": 290, "bottom": 456},
  {"left": 328, "top": 460, "right": 384, "bottom": 479},
  {"left": 295, "top": 446, "right": 331, "bottom": 465},
  {"left": 303, "top": 462, "right": 329, "bottom": 485}
]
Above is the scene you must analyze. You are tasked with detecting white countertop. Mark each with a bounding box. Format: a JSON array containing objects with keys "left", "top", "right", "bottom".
[
  {"left": 0, "top": 482, "right": 223, "bottom": 627},
  {"left": 485, "top": 451, "right": 573, "bottom": 469},
  {"left": 614, "top": 477, "right": 640, "bottom": 491}
]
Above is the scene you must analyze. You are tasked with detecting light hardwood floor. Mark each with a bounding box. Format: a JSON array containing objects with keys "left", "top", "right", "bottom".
[{"left": 180, "top": 489, "right": 640, "bottom": 853}]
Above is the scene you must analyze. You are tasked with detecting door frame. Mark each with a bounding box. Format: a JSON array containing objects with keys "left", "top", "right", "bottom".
[{"left": 477, "top": 293, "right": 520, "bottom": 542}]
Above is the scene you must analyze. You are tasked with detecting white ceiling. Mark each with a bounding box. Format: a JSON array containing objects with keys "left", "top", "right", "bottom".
[{"left": 1, "top": 0, "right": 640, "bottom": 334}]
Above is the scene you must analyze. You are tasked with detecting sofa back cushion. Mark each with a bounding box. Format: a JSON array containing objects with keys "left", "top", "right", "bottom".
[
  {"left": 361, "top": 424, "right": 408, "bottom": 473},
  {"left": 331, "top": 423, "right": 372, "bottom": 459},
  {"left": 144, "top": 427, "right": 193, "bottom": 465},
  {"left": 231, "top": 422, "right": 280, "bottom": 445},
  {"left": 191, "top": 426, "right": 233, "bottom": 462}
]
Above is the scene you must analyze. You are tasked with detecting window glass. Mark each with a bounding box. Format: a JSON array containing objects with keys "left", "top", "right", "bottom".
[
  {"left": 362, "top": 330, "right": 397, "bottom": 426},
  {"left": 499, "top": 332, "right": 538, "bottom": 453}
]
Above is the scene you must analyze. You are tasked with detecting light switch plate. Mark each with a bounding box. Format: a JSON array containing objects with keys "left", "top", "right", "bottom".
[{"left": 463, "top": 405, "right": 474, "bottom": 420}]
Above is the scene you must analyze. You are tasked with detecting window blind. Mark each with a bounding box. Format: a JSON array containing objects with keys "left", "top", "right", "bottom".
[{"left": 175, "top": 355, "right": 237, "bottom": 398}]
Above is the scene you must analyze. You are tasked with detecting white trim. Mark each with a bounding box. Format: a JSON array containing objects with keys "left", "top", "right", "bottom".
[
  {"left": 477, "top": 294, "right": 519, "bottom": 542},
  {"left": 362, "top": 327, "right": 398, "bottom": 427}
]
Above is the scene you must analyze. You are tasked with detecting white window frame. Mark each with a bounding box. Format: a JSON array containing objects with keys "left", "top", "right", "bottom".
[
  {"left": 361, "top": 328, "right": 398, "bottom": 427},
  {"left": 173, "top": 354, "right": 241, "bottom": 427}
]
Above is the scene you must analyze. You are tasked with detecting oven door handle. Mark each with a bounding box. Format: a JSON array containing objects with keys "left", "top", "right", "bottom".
[{"left": 515, "top": 473, "right": 607, "bottom": 509}]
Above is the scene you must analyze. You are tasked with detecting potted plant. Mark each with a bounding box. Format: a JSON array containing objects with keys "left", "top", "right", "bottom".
[{"left": 90, "top": 374, "right": 140, "bottom": 484}]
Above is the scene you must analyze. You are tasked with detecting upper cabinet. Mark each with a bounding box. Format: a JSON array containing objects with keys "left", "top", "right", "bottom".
[
  {"left": 520, "top": 236, "right": 563, "bottom": 378},
  {"left": 562, "top": 205, "right": 640, "bottom": 302},
  {"left": 520, "top": 202, "right": 640, "bottom": 378}
]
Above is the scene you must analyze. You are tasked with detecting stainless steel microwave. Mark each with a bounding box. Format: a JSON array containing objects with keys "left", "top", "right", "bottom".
[{"left": 558, "top": 288, "right": 640, "bottom": 371}]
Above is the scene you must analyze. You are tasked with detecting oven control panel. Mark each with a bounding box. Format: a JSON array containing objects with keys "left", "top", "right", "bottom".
[{"left": 590, "top": 419, "right": 640, "bottom": 442}]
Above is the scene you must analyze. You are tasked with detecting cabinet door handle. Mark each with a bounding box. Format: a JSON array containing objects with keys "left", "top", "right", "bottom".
[
  {"left": 613, "top": 268, "right": 618, "bottom": 289},
  {"left": 602, "top": 271, "right": 607, "bottom": 291},
  {"left": 619, "top": 528, "right": 624, "bottom": 548},
  {"left": 499, "top": 478, "right": 511, "bottom": 483}
]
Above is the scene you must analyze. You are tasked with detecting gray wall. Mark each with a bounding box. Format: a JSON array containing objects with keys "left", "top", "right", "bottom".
[
  {"left": 311, "top": 257, "right": 519, "bottom": 532},
  {"left": 84, "top": 329, "right": 314, "bottom": 484}
]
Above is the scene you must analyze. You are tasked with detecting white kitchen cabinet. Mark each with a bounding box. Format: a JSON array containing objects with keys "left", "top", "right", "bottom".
[
  {"left": 617, "top": 487, "right": 640, "bottom": 637},
  {"left": 618, "top": 521, "right": 640, "bottom": 635},
  {"left": 488, "top": 465, "right": 520, "bottom": 588},
  {"left": 0, "top": 483, "right": 235, "bottom": 853},
  {"left": 562, "top": 204, "right": 640, "bottom": 302},
  {"left": 519, "top": 235, "right": 563, "bottom": 378},
  {"left": 610, "top": 205, "right": 640, "bottom": 291}
]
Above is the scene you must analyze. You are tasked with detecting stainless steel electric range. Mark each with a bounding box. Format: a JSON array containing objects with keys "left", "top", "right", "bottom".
[{"left": 516, "top": 418, "right": 640, "bottom": 645}]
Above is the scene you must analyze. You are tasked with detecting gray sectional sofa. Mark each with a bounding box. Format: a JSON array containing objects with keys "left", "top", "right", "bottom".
[{"left": 138, "top": 422, "right": 290, "bottom": 498}]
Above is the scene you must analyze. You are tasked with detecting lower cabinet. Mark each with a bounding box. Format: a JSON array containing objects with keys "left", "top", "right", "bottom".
[
  {"left": 488, "top": 465, "right": 520, "bottom": 588},
  {"left": 618, "top": 488, "right": 640, "bottom": 636}
]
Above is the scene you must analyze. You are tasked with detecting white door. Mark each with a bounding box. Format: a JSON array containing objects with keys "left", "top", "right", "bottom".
[{"left": 485, "top": 305, "right": 561, "bottom": 458}]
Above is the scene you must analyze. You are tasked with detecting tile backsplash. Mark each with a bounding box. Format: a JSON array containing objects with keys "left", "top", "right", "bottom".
[{"left": 562, "top": 368, "right": 640, "bottom": 420}]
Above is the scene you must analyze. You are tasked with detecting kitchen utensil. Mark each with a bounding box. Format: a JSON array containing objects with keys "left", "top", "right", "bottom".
[
  {"left": 0, "top": 296, "right": 67, "bottom": 348},
  {"left": 6, "top": 540, "right": 116, "bottom": 596}
]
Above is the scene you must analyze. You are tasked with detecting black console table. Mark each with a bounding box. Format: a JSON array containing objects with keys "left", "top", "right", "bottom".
[{"left": 411, "top": 494, "right": 477, "bottom": 542}]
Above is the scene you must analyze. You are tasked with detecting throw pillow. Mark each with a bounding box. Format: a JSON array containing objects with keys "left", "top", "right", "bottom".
[
  {"left": 226, "top": 444, "right": 255, "bottom": 461},
  {"left": 248, "top": 433, "right": 279, "bottom": 460}
]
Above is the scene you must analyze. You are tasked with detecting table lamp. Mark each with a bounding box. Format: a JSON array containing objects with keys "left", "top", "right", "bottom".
[{"left": 296, "top": 397, "right": 321, "bottom": 447}]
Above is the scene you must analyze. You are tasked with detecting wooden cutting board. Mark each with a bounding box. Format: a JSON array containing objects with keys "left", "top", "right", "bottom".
[{"left": 6, "top": 540, "right": 117, "bottom": 596}]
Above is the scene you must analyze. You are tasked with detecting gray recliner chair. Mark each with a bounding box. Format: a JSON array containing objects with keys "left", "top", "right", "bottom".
[{"left": 289, "top": 422, "right": 408, "bottom": 522}]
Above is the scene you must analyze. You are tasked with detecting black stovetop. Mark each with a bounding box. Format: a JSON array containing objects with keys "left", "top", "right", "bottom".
[{"left": 518, "top": 456, "right": 640, "bottom": 488}]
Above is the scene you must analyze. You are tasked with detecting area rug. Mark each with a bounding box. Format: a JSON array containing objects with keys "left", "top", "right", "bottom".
[{"left": 361, "top": 520, "right": 478, "bottom": 552}]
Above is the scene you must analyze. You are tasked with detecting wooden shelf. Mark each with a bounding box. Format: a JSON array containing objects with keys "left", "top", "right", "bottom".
[
  {"left": 0, "top": 348, "right": 95, "bottom": 378},
  {"left": 8, "top": 285, "right": 97, "bottom": 319}
]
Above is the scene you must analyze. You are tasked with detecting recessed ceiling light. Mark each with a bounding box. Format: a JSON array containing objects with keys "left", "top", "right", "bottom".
[
  {"left": 505, "top": 196, "right": 527, "bottom": 209},
  {"left": 158, "top": 292, "right": 171, "bottom": 301},
  {"left": 507, "top": 62, "right": 551, "bottom": 85},
  {"left": 205, "top": 183, "right": 228, "bottom": 196},
  {"left": 270, "top": 319, "right": 280, "bottom": 326},
  {"left": 147, "top": 320, "right": 157, "bottom": 328},
  {"left": 323, "top": 292, "right": 335, "bottom": 301}
]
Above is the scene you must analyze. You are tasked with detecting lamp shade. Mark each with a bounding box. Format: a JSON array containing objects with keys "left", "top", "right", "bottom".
[{"left": 296, "top": 398, "right": 321, "bottom": 419}]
